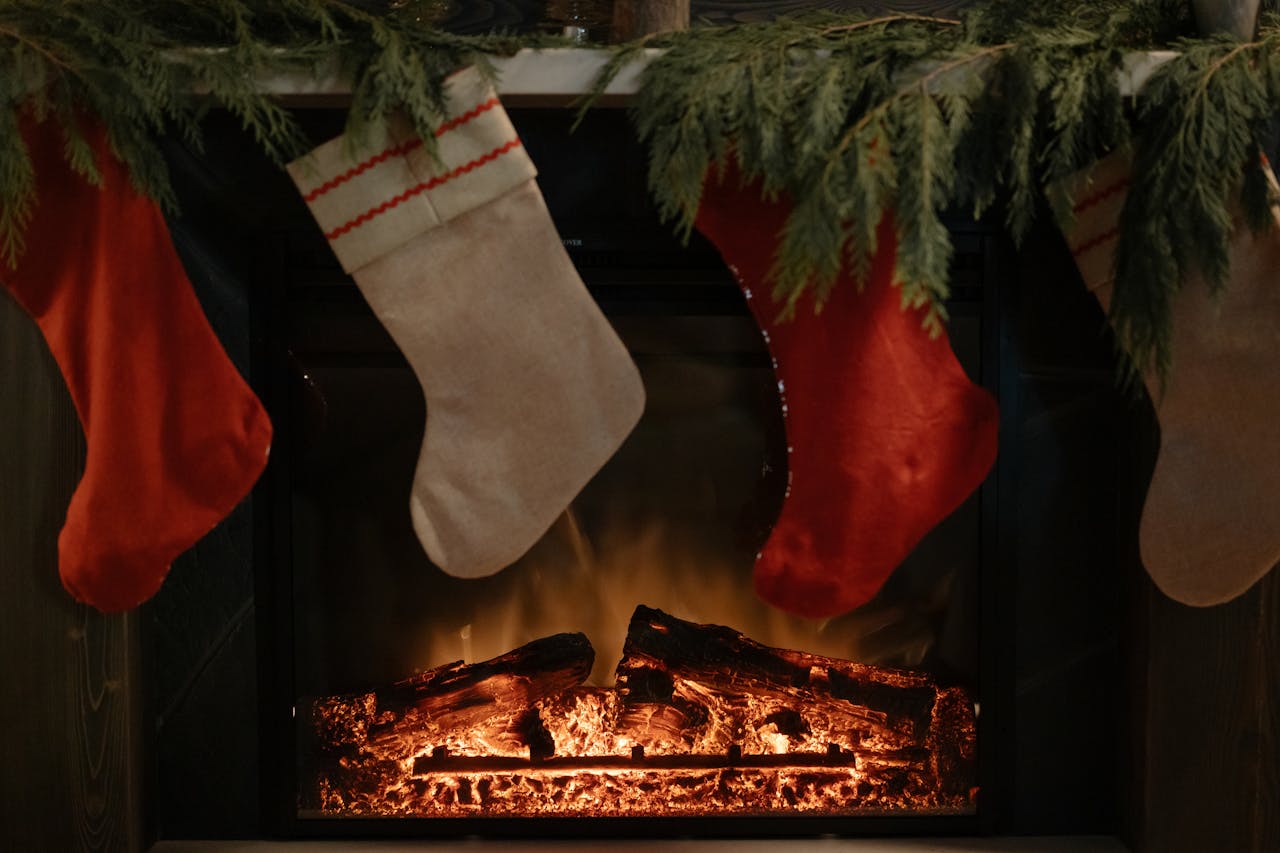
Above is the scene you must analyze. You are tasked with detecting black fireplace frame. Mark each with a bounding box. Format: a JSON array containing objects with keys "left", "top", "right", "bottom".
[{"left": 226, "top": 105, "right": 1125, "bottom": 842}]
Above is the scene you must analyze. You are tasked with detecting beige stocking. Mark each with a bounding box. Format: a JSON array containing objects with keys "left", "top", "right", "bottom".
[
  {"left": 288, "top": 68, "right": 644, "bottom": 578},
  {"left": 1054, "top": 150, "right": 1280, "bottom": 606}
]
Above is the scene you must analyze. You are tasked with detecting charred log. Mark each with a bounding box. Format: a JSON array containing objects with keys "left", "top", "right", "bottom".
[
  {"left": 516, "top": 708, "right": 556, "bottom": 762},
  {"left": 826, "top": 667, "right": 936, "bottom": 742},
  {"left": 616, "top": 605, "right": 814, "bottom": 693},
  {"left": 614, "top": 606, "right": 951, "bottom": 751},
  {"left": 373, "top": 632, "right": 594, "bottom": 722},
  {"left": 929, "top": 686, "right": 979, "bottom": 797},
  {"left": 311, "top": 632, "right": 594, "bottom": 753}
]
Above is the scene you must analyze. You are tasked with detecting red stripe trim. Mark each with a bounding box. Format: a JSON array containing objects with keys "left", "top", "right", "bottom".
[
  {"left": 303, "top": 97, "right": 503, "bottom": 203},
  {"left": 434, "top": 97, "right": 501, "bottom": 136},
  {"left": 1072, "top": 179, "right": 1129, "bottom": 215},
  {"left": 324, "top": 138, "right": 523, "bottom": 241},
  {"left": 303, "top": 138, "right": 423, "bottom": 202},
  {"left": 1071, "top": 227, "right": 1118, "bottom": 258}
]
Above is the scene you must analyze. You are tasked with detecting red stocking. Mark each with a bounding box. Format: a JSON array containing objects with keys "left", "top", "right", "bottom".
[
  {"left": 1, "top": 114, "right": 272, "bottom": 611},
  {"left": 695, "top": 165, "right": 999, "bottom": 618}
]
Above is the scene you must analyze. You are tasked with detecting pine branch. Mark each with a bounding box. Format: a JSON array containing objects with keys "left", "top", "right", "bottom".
[
  {"left": 610, "top": 8, "right": 1141, "bottom": 338},
  {"left": 0, "top": 105, "right": 34, "bottom": 267},
  {"left": 0, "top": 22, "right": 75, "bottom": 74},
  {"left": 1111, "top": 29, "right": 1279, "bottom": 380},
  {"left": 818, "top": 14, "right": 962, "bottom": 37}
]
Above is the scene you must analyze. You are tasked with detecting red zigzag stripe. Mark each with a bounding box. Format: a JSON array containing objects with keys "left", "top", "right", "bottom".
[
  {"left": 303, "top": 138, "right": 423, "bottom": 202},
  {"left": 434, "top": 97, "right": 502, "bottom": 136},
  {"left": 324, "top": 138, "right": 523, "bottom": 240},
  {"left": 302, "top": 97, "right": 503, "bottom": 203},
  {"left": 1071, "top": 227, "right": 1119, "bottom": 258},
  {"left": 1072, "top": 179, "right": 1129, "bottom": 215}
]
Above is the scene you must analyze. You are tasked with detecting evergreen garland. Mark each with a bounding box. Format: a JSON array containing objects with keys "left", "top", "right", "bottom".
[
  {"left": 0, "top": 1, "right": 556, "bottom": 264},
  {"left": 2, "top": 0, "right": 1279, "bottom": 381},
  {"left": 589, "top": 0, "right": 1280, "bottom": 380}
]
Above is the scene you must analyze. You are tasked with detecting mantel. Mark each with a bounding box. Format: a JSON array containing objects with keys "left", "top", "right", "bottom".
[
  {"left": 259, "top": 47, "right": 661, "bottom": 107},
  {"left": 259, "top": 47, "right": 1179, "bottom": 108}
]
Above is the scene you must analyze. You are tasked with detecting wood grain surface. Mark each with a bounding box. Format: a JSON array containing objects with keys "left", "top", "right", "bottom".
[
  {"left": 613, "top": 0, "right": 691, "bottom": 38},
  {"left": 1138, "top": 568, "right": 1280, "bottom": 852},
  {"left": 691, "top": 0, "right": 980, "bottom": 24},
  {"left": 1264, "top": 571, "right": 1280, "bottom": 849},
  {"left": 0, "top": 290, "right": 144, "bottom": 853}
]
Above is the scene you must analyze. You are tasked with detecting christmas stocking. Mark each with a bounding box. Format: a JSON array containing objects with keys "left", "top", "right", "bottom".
[
  {"left": 2, "top": 114, "right": 273, "bottom": 612},
  {"left": 694, "top": 163, "right": 1000, "bottom": 619},
  {"left": 287, "top": 67, "right": 644, "bottom": 578},
  {"left": 1053, "top": 151, "right": 1280, "bottom": 606}
]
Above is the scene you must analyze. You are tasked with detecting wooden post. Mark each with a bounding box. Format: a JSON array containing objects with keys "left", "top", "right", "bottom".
[
  {"left": 0, "top": 291, "right": 145, "bottom": 853},
  {"left": 612, "top": 0, "right": 690, "bottom": 41},
  {"left": 1191, "top": 0, "right": 1260, "bottom": 40}
]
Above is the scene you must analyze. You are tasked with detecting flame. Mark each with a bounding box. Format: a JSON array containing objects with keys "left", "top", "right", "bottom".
[{"left": 407, "top": 512, "right": 950, "bottom": 686}]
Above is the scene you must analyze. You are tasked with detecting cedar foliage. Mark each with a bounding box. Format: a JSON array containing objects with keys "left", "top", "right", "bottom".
[
  {"left": 0, "top": 1, "right": 553, "bottom": 265},
  {"left": 590, "top": 1, "right": 1280, "bottom": 380},
  {"left": 1116, "top": 26, "right": 1280, "bottom": 380},
  {"left": 2, "top": 0, "right": 1279, "bottom": 380}
]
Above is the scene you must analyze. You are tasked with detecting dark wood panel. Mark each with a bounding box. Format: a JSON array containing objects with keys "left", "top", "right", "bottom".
[
  {"left": 692, "top": 0, "right": 980, "bottom": 24},
  {"left": 613, "top": 0, "right": 691, "bottom": 38},
  {"left": 1260, "top": 570, "right": 1280, "bottom": 851},
  {"left": 1140, "top": 567, "right": 1280, "bottom": 853},
  {"left": 1117, "top": 393, "right": 1158, "bottom": 853},
  {"left": 0, "top": 290, "right": 144, "bottom": 853}
]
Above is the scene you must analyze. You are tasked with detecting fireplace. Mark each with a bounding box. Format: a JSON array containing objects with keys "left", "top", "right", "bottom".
[
  {"left": 118, "top": 96, "right": 1138, "bottom": 843},
  {"left": 229, "top": 101, "right": 1005, "bottom": 835},
  {"left": 3, "top": 40, "right": 1275, "bottom": 853}
]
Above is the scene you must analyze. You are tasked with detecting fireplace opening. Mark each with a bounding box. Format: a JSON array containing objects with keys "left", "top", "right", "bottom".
[
  {"left": 265, "top": 105, "right": 989, "bottom": 829},
  {"left": 144, "top": 101, "right": 1132, "bottom": 841}
]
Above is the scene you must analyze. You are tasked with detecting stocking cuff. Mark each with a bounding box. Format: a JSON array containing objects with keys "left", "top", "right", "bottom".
[
  {"left": 1049, "top": 149, "right": 1132, "bottom": 295},
  {"left": 286, "top": 67, "right": 536, "bottom": 273}
]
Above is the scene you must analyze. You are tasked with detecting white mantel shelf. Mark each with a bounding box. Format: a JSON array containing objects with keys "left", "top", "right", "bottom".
[
  {"left": 265, "top": 48, "right": 660, "bottom": 106},
  {"left": 265, "top": 47, "right": 1177, "bottom": 106}
]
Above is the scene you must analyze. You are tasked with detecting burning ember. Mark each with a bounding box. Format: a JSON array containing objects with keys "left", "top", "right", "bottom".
[{"left": 303, "top": 606, "right": 977, "bottom": 818}]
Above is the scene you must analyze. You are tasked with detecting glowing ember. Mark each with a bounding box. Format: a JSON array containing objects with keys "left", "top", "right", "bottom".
[{"left": 303, "top": 606, "right": 977, "bottom": 818}]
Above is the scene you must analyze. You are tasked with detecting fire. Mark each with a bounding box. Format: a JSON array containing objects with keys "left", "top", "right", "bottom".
[
  {"left": 303, "top": 607, "right": 977, "bottom": 818},
  {"left": 403, "top": 513, "right": 952, "bottom": 689}
]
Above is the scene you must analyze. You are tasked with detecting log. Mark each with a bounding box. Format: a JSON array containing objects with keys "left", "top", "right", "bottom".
[
  {"left": 311, "top": 632, "right": 594, "bottom": 752},
  {"left": 304, "top": 611, "right": 977, "bottom": 815},
  {"left": 614, "top": 606, "right": 952, "bottom": 751},
  {"left": 374, "top": 632, "right": 594, "bottom": 719}
]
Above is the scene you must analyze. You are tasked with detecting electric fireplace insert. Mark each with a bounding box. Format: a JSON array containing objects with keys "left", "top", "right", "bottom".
[{"left": 149, "top": 102, "right": 1131, "bottom": 841}]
